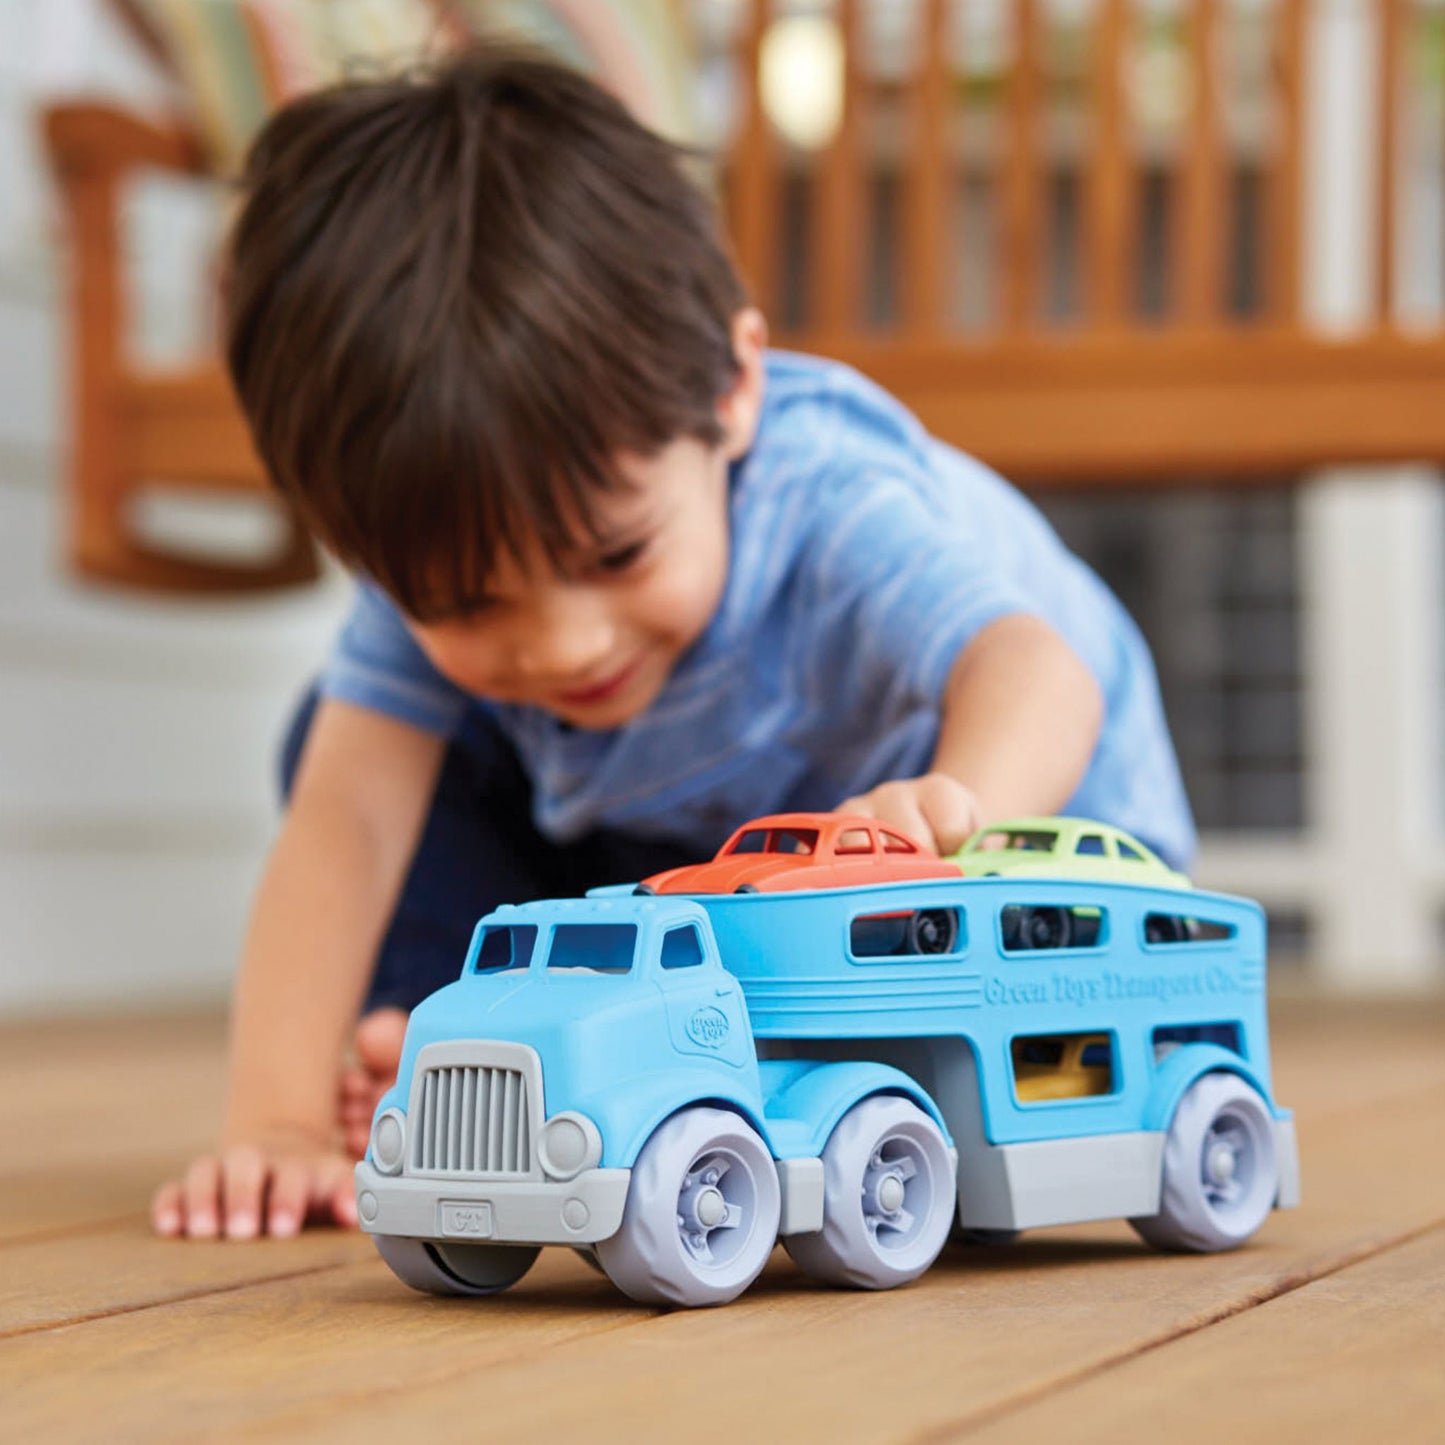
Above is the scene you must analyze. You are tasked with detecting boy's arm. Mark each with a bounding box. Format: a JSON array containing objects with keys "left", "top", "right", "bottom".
[
  {"left": 840, "top": 613, "right": 1103, "bottom": 853},
  {"left": 152, "top": 698, "right": 447, "bottom": 1239}
]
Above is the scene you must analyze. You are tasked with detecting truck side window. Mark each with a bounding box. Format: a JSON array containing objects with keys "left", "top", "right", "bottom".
[
  {"left": 474, "top": 924, "right": 537, "bottom": 972},
  {"left": 661, "top": 925, "right": 704, "bottom": 970}
]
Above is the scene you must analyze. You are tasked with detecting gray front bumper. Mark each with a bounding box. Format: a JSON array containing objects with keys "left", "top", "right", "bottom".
[{"left": 355, "top": 1160, "right": 631, "bottom": 1245}]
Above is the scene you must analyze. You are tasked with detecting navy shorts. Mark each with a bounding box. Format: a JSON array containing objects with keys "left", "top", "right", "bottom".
[{"left": 279, "top": 690, "right": 697, "bottom": 1014}]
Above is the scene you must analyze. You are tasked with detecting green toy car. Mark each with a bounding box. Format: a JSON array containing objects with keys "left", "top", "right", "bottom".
[{"left": 950, "top": 816, "right": 1191, "bottom": 888}]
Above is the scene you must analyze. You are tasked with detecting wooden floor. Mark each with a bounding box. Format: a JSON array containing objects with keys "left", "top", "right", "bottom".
[{"left": 3, "top": 998, "right": 1443, "bottom": 1443}]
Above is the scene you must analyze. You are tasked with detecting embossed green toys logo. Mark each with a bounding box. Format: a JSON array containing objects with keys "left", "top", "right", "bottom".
[
  {"left": 686, "top": 1006, "right": 731, "bottom": 1048},
  {"left": 986, "top": 967, "right": 1236, "bottom": 1007}
]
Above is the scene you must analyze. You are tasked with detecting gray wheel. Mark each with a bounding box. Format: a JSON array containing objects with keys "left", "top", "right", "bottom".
[
  {"left": 596, "top": 1106, "right": 780, "bottom": 1307},
  {"left": 373, "top": 1235, "right": 540, "bottom": 1295},
  {"left": 1130, "top": 1072, "right": 1279, "bottom": 1252},
  {"left": 784, "top": 1095, "right": 955, "bottom": 1290}
]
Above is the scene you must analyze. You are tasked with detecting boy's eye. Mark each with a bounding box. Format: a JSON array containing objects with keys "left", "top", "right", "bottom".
[{"left": 595, "top": 540, "right": 648, "bottom": 574}]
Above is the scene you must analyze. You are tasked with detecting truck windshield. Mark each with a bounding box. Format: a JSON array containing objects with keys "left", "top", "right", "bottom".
[
  {"left": 546, "top": 923, "right": 637, "bottom": 974},
  {"left": 473, "top": 924, "right": 537, "bottom": 972}
]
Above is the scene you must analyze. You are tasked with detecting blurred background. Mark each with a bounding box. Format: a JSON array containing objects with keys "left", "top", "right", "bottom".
[{"left": 4, "top": 0, "right": 1445, "bottom": 1016}]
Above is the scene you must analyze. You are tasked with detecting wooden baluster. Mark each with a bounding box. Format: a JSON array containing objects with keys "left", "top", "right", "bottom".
[
  {"left": 901, "top": 0, "right": 952, "bottom": 333},
  {"left": 729, "top": 0, "right": 781, "bottom": 317},
  {"left": 1084, "top": 0, "right": 1135, "bottom": 325},
  {"left": 1175, "top": 0, "right": 1226, "bottom": 325},
  {"left": 1264, "top": 0, "right": 1304, "bottom": 327},
  {"left": 812, "top": 0, "right": 865, "bottom": 335},
  {"left": 1377, "top": 0, "right": 1402, "bottom": 325},
  {"left": 1002, "top": 0, "right": 1043, "bottom": 333}
]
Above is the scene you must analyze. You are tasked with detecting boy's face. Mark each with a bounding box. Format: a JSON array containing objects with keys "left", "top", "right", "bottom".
[
  {"left": 405, "top": 308, "right": 766, "bottom": 730},
  {"left": 406, "top": 435, "right": 734, "bottom": 729}
]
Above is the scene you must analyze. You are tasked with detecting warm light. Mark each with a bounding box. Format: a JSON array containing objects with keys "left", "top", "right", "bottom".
[{"left": 760, "top": 14, "right": 845, "bottom": 151}]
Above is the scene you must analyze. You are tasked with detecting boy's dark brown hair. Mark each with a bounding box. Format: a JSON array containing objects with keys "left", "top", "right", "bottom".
[{"left": 224, "top": 46, "right": 747, "bottom": 618}]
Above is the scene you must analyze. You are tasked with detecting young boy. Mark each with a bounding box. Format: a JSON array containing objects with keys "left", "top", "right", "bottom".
[{"left": 153, "top": 47, "right": 1194, "bottom": 1240}]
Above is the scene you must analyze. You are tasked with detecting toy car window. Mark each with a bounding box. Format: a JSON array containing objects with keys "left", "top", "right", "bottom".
[
  {"left": 1009, "top": 830, "right": 1058, "bottom": 852},
  {"left": 546, "top": 923, "right": 636, "bottom": 974},
  {"left": 1117, "top": 839, "right": 1145, "bottom": 861},
  {"left": 880, "top": 831, "right": 917, "bottom": 853},
  {"left": 1075, "top": 834, "right": 1107, "bottom": 856},
  {"left": 728, "top": 829, "right": 769, "bottom": 854},
  {"left": 660, "top": 925, "right": 705, "bottom": 969},
  {"left": 771, "top": 828, "right": 818, "bottom": 855},
  {"left": 474, "top": 924, "right": 537, "bottom": 972},
  {"left": 836, "top": 828, "right": 873, "bottom": 854}
]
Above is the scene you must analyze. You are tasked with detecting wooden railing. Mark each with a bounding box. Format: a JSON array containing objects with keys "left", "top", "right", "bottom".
[{"left": 722, "top": 0, "right": 1445, "bottom": 484}]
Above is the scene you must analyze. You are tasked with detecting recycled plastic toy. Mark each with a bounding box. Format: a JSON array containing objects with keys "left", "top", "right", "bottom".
[{"left": 356, "top": 817, "right": 1298, "bottom": 1307}]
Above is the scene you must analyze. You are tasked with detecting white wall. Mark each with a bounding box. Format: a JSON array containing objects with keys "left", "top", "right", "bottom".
[{"left": 0, "top": 1, "right": 347, "bottom": 1016}]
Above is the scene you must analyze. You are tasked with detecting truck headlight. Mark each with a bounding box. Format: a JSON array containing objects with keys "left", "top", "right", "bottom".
[
  {"left": 536, "top": 1111, "right": 601, "bottom": 1181},
  {"left": 370, "top": 1108, "right": 407, "bottom": 1175}
]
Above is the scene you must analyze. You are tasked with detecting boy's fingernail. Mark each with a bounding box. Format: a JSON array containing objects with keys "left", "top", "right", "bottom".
[
  {"left": 226, "top": 1212, "right": 258, "bottom": 1240},
  {"left": 191, "top": 1214, "right": 218, "bottom": 1239},
  {"left": 270, "top": 1212, "right": 299, "bottom": 1238}
]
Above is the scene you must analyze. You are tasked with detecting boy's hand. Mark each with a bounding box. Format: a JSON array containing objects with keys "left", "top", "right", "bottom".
[
  {"left": 838, "top": 772, "right": 983, "bottom": 856},
  {"left": 151, "top": 1133, "right": 358, "bottom": 1240}
]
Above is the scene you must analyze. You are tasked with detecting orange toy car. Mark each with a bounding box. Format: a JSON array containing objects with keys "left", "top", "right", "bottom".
[{"left": 639, "top": 813, "right": 964, "bottom": 895}]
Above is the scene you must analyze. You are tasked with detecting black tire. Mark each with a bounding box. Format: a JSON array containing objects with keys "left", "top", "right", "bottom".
[
  {"left": 907, "top": 909, "right": 958, "bottom": 955},
  {"left": 633, "top": 883, "right": 657, "bottom": 896},
  {"left": 735, "top": 883, "right": 761, "bottom": 894},
  {"left": 1014, "top": 905, "right": 1072, "bottom": 950}
]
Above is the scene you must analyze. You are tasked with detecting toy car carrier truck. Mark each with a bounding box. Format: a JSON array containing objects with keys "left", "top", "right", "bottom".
[{"left": 355, "top": 876, "right": 1298, "bottom": 1307}]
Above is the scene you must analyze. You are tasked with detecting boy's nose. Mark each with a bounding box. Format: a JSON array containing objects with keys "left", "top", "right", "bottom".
[{"left": 512, "top": 592, "right": 618, "bottom": 681}]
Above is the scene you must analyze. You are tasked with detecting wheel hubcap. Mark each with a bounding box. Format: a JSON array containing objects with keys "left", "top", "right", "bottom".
[
  {"left": 676, "top": 1156, "right": 747, "bottom": 1264},
  {"left": 861, "top": 1141, "right": 923, "bottom": 1246},
  {"left": 1200, "top": 1117, "right": 1252, "bottom": 1210}
]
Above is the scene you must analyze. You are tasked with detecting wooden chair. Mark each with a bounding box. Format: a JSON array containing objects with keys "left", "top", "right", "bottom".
[{"left": 44, "top": 101, "right": 318, "bottom": 592}]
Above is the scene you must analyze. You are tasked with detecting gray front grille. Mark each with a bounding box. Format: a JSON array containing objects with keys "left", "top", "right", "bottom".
[{"left": 412, "top": 1064, "right": 531, "bottom": 1174}]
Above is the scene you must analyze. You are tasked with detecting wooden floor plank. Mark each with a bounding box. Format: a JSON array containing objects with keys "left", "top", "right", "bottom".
[
  {"left": 0, "top": 1221, "right": 372, "bottom": 1337},
  {"left": 958, "top": 1224, "right": 1445, "bottom": 1444},
  {"left": 2, "top": 1081, "right": 1440, "bottom": 1442}
]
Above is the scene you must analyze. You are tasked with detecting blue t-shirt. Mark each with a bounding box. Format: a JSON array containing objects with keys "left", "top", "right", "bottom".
[{"left": 320, "top": 352, "right": 1196, "bottom": 868}]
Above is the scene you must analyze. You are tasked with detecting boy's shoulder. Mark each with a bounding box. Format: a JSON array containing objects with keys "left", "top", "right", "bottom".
[{"left": 755, "top": 350, "right": 928, "bottom": 466}]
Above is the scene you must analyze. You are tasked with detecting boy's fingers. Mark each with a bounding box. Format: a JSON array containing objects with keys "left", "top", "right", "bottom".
[
  {"left": 267, "top": 1159, "right": 311, "bottom": 1238},
  {"left": 151, "top": 1179, "right": 184, "bottom": 1236},
  {"left": 314, "top": 1156, "right": 359, "bottom": 1228},
  {"left": 181, "top": 1155, "right": 223, "bottom": 1238},
  {"left": 219, "top": 1145, "right": 267, "bottom": 1240}
]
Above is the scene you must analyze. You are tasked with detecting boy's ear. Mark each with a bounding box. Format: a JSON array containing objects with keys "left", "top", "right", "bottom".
[{"left": 717, "top": 308, "right": 768, "bottom": 461}]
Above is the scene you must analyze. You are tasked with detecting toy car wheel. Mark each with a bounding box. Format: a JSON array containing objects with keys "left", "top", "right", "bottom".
[
  {"left": 1129, "top": 1072, "right": 1279, "bottom": 1252},
  {"left": 734, "top": 883, "right": 760, "bottom": 894},
  {"left": 1005, "top": 905, "right": 1073, "bottom": 950},
  {"left": 908, "top": 908, "right": 958, "bottom": 954},
  {"left": 632, "top": 883, "right": 656, "bottom": 895},
  {"left": 1144, "top": 913, "right": 1190, "bottom": 943},
  {"left": 783, "top": 1095, "right": 955, "bottom": 1290},
  {"left": 595, "top": 1105, "right": 780, "bottom": 1307},
  {"left": 372, "top": 1235, "right": 540, "bottom": 1295}
]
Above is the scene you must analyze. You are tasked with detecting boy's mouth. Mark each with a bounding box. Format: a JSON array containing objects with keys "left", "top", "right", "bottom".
[{"left": 552, "top": 656, "right": 645, "bottom": 709}]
